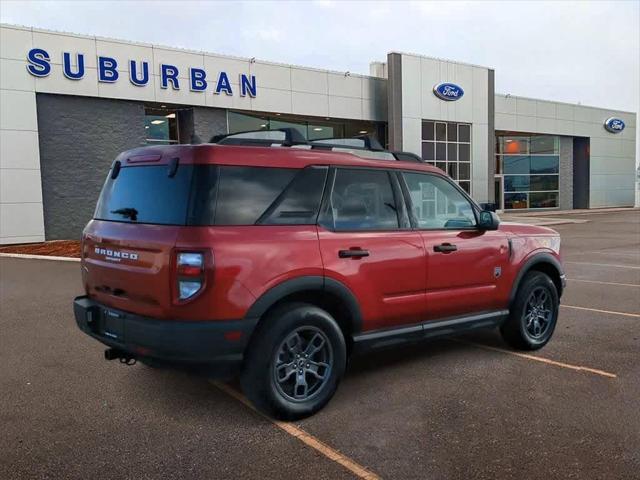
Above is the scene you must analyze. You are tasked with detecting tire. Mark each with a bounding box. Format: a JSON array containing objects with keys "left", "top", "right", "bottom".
[
  {"left": 240, "top": 302, "right": 347, "bottom": 420},
  {"left": 501, "top": 271, "right": 559, "bottom": 351}
]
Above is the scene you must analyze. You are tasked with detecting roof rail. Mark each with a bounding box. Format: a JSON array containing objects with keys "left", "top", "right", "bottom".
[
  {"left": 209, "top": 129, "right": 423, "bottom": 163},
  {"left": 310, "top": 134, "right": 385, "bottom": 151}
]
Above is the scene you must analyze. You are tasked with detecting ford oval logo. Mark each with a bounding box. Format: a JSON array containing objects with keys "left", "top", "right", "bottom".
[
  {"left": 604, "top": 117, "right": 625, "bottom": 133},
  {"left": 433, "top": 83, "right": 464, "bottom": 101}
]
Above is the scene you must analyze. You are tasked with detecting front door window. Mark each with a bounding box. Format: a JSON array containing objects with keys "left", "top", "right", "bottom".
[{"left": 402, "top": 172, "right": 477, "bottom": 229}]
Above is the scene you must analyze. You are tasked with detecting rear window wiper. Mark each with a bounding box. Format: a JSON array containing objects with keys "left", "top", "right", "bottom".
[{"left": 110, "top": 207, "right": 138, "bottom": 221}]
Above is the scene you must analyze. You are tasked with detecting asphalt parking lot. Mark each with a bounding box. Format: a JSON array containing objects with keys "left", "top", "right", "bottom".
[{"left": 1, "top": 210, "right": 639, "bottom": 479}]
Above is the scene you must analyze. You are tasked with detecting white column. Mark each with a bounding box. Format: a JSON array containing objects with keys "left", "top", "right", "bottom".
[{"left": 1, "top": 25, "right": 45, "bottom": 244}]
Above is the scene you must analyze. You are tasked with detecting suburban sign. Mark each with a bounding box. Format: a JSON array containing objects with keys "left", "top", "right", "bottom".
[
  {"left": 26, "top": 48, "right": 257, "bottom": 97},
  {"left": 433, "top": 82, "right": 464, "bottom": 101},
  {"left": 603, "top": 117, "right": 625, "bottom": 134}
]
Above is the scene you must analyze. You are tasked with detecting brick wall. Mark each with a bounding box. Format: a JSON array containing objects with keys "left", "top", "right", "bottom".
[
  {"left": 36, "top": 95, "right": 228, "bottom": 240},
  {"left": 37, "top": 94, "right": 146, "bottom": 240}
]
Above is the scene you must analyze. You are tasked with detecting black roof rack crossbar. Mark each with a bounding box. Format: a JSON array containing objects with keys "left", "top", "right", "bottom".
[
  {"left": 209, "top": 128, "right": 423, "bottom": 163},
  {"left": 390, "top": 151, "right": 422, "bottom": 163}
]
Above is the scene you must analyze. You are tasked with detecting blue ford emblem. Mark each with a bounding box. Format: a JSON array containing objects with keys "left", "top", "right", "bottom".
[
  {"left": 433, "top": 83, "right": 464, "bottom": 101},
  {"left": 604, "top": 117, "right": 625, "bottom": 133}
]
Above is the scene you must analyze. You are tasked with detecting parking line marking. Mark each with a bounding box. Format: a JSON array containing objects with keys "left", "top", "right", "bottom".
[
  {"left": 455, "top": 341, "right": 617, "bottom": 378},
  {"left": 561, "top": 304, "right": 640, "bottom": 318},
  {"left": 211, "top": 381, "right": 381, "bottom": 480},
  {"left": 567, "top": 278, "right": 639, "bottom": 288},
  {"left": 564, "top": 261, "right": 640, "bottom": 270}
]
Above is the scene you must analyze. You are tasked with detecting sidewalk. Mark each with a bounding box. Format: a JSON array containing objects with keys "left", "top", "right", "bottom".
[{"left": 499, "top": 206, "right": 638, "bottom": 226}]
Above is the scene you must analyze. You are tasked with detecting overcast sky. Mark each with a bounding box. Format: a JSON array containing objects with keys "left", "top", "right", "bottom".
[{"left": 1, "top": 0, "right": 638, "bottom": 113}]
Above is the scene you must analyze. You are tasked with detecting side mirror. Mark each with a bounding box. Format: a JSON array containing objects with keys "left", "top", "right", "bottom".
[{"left": 478, "top": 210, "right": 500, "bottom": 231}]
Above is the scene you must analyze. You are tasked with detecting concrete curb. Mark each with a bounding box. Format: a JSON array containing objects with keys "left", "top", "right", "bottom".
[{"left": 0, "top": 253, "right": 80, "bottom": 262}]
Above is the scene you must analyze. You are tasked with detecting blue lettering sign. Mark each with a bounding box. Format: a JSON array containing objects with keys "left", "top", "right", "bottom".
[
  {"left": 160, "top": 64, "right": 180, "bottom": 90},
  {"left": 240, "top": 74, "right": 257, "bottom": 97},
  {"left": 62, "top": 52, "right": 85, "bottom": 80},
  {"left": 215, "top": 71, "right": 233, "bottom": 95},
  {"left": 433, "top": 82, "right": 464, "bottom": 101},
  {"left": 26, "top": 48, "right": 51, "bottom": 77},
  {"left": 190, "top": 68, "right": 207, "bottom": 92},
  {"left": 129, "top": 60, "right": 149, "bottom": 86},
  {"left": 98, "top": 56, "right": 119, "bottom": 83},
  {"left": 25, "top": 49, "right": 258, "bottom": 98}
]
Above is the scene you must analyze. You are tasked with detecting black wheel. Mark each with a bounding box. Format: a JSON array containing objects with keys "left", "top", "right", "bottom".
[
  {"left": 240, "top": 302, "right": 346, "bottom": 420},
  {"left": 501, "top": 271, "right": 559, "bottom": 350}
]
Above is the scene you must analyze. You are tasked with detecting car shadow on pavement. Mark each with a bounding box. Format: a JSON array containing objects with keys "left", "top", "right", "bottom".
[
  {"left": 108, "top": 329, "right": 508, "bottom": 425},
  {"left": 344, "top": 328, "right": 507, "bottom": 380}
]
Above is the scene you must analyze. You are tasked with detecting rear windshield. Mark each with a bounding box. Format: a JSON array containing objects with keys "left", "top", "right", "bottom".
[
  {"left": 94, "top": 164, "right": 327, "bottom": 226},
  {"left": 95, "top": 165, "right": 193, "bottom": 225}
]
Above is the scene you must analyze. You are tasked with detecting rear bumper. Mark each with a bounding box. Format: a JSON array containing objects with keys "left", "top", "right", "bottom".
[{"left": 73, "top": 296, "right": 257, "bottom": 371}]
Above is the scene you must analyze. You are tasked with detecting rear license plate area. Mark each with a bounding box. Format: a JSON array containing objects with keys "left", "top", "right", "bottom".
[{"left": 100, "top": 309, "right": 125, "bottom": 341}]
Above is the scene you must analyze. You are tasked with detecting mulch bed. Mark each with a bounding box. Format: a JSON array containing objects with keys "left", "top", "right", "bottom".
[{"left": 0, "top": 240, "right": 81, "bottom": 258}]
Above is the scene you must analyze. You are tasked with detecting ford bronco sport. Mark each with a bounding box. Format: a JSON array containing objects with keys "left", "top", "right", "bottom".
[{"left": 74, "top": 129, "right": 565, "bottom": 420}]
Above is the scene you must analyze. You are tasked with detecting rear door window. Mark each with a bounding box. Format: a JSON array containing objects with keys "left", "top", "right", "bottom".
[
  {"left": 322, "top": 168, "right": 401, "bottom": 231},
  {"left": 94, "top": 165, "right": 193, "bottom": 225}
]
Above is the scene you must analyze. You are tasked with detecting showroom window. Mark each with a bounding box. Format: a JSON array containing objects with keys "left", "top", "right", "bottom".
[
  {"left": 144, "top": 108, "right": 179, "bottom": 145},
  {"left": 228, "top": 111, "right": 383, "bottom": 144},
  {"left": 496, "top": 135, "right": 560, "bottom": 209},
  {"left": 421, "top": 121, "right": 472, "bottom": 194}
]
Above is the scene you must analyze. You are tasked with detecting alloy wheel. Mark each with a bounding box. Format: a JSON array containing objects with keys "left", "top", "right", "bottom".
[
  {"left": 524, "top": 286, "right": 553, "bottom": 339},
  {"left": 272, "top": 326, "right": 333, "bottom": 402}
]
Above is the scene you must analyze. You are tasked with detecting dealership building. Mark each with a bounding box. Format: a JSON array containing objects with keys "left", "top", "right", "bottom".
[{"left": 0, "top": 23, "right": 637, "bottom": 244}]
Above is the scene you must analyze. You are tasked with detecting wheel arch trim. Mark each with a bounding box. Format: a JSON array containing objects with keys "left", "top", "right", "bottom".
[
  {"left": 244, "top": 276, "right": 363, "bottom": 335},
  {"left": 509, "top": 252, "right": 565, "bottom": 305}
]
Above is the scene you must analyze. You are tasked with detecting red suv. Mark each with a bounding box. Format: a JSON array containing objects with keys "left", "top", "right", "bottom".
[{"left": 74, "top": 130, "right": 565, "bottom": 419}]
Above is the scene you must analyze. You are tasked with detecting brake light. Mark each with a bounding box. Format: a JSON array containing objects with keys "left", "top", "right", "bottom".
[{"left": 176, "top": 252, "right": 205, "bottom": 300}]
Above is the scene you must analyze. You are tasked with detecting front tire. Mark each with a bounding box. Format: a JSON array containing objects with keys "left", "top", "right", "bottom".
[
  {"left": 240, "top": 302, "right": 346, "bottom": 420},
  {"left": 501, "top": 271, "right": 559, "bottom": 350}
]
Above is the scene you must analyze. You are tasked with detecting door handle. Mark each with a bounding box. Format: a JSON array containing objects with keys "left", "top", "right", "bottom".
[
  {"left": 339, "top": 249, "right": 370, "bottom": 259},
  {"left": 433, "top": 243, "right": 457, "bottom": 253}
]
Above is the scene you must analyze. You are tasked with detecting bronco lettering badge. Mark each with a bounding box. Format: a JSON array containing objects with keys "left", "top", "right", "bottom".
[{"left": 94, "top": 246, "right": 138, "bottom": 262}]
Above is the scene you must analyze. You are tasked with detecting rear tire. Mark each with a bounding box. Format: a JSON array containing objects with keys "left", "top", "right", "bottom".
[
  {"left": 501, "top": 271, "right": 559, "bottom": 350},
  {"left": 240, "top": 302, "right": 346, "bottom": 420}
]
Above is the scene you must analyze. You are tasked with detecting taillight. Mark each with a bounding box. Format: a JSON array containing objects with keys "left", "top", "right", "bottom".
[{"left": 176, "top": 252, "right": 205, "bottom": 300}]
